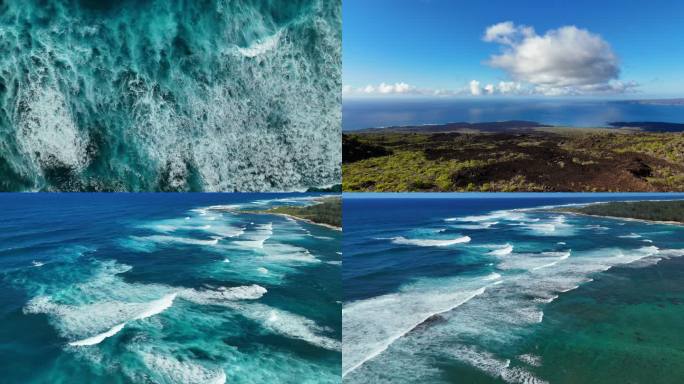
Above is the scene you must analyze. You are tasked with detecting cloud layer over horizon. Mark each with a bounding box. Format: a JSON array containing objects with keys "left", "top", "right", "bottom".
[{"left": 344, "top": 22, "right": 638, "bottom": 97}]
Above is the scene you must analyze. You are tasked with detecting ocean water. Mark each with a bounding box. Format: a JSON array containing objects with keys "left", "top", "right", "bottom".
[
  {"left": 342, "top": 99, "right": 684, "bottom": 130},
  {"left": 343, "top": 193, "right": 684, "bottom": 383},
  {"left": 0, "top": 0, "right": 341, "bottom": 191},
  {"left": 0, "top": 193, "right": 341, "bottom": 383}
]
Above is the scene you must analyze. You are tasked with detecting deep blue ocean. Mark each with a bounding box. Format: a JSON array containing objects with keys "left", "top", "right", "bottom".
[
  {"left": 0, "top": 193, "right": 341, "bottom": 383},
  {"left": 343, "top": 193, "right": 684, "bottom": 383},
  {"left": 342, "top": 99, "right": 684, "bottom": 130},
  {"left": 0, "top": 0, "right": 341, "bottom": 192}
]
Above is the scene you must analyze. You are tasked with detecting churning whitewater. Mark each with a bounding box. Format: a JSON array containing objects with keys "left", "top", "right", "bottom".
[
  {"left": 0, "top": 194, "right": 341, "bottom": 383},
  {"left": 0, "top": 0, "right": 341, "bottom": 191},
  {"left": 343, "top": 195, "right": 684, "bottom": 383}
]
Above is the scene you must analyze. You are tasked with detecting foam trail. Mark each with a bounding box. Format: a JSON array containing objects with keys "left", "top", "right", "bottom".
[
  {"left": 390, "top": 236, "right": 471, "bottom": 247},
  {"left": 138, "top": 235, "right": 221, "bottom": 246},
  {"left": 69, "top": 293, "right": 177, "bottom": 347},
  {"left": 488, "top": 244, "right": 513, "bottom": 256},
  {"left": 238, "top": 304, "right": 340, "bottom": 351},
  {"left": 236, "top": 30, "right": 282, "bottom": 57},
  {"left": 69, "top": 323, "right": 126, "bottom": 347},
  {"left": 343, "top": 281, "right": 491, "bottom": 376},
  {"left": 134, "top": 293, "right": 177, "bottom": 320},
  {"left": 179, "top": 285, "right": 267, "bottom": 305},
  {"left": 531, "top": 251, "right": 572, "bottom": 271}
]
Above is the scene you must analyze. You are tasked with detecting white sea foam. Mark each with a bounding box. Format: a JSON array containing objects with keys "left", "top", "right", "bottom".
[
  {"left": 233, "top": 223, "right": 273, "bottom": 249},
  {"left": 261, "top": 243, "right": 320, "bottom": 263},
  {"left": 140, "top": 352, "right": 226, "bottom": 384},
  {"left": 342, "top": 275, "right": 496, "bottom": 376},
  {"left": 488, "top": 244, "right": 513, "bottom": 256},
  {"left": 390, "top": 236, "right": 471, "bottom": 247},
  {"left": 31, "top": 261, "right": 44, "bottom": 267},
  {"left": 179, "top": 285, "right": 267, "bottom": 305},
  {"left": 236, "top": 31, "right": 283, "bottom": 57},
  {"left": 16, "top": 85, "right": 89, "bottom": 172},
  {"left": 619, "top": 233, "right": 642, "bottom": 239},
  {"left": 450, "top": 221, "right": 499, "bottom": 230},
  {"left": 133, "top": 293, "right": 177, "bottom": 321},
  {"left": 135, "top": 235, "right": 221, "bottom": 246},
  {"left": 64, "top": 293, "right": 177, "bottom": 347},
  {"left": 531, "top": 251, "right": 571, "bottom": 271},
  {"left": 456, "top": 211, "right": 529, "bottom": 223},
  {"left": 239, "top": 303, "right": 340, "bottom": 351},
  {"left": 452, "top": 347, "right": 548, "bottom": 384},
  {"left": 69, "top": 323, "right": 126, "bottom": 347}
]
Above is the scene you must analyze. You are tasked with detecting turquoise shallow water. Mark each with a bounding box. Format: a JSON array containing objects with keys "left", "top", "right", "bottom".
[
  {"left": 0, "top": 0, "right": 341, "bottom": 191},
  {"left": 343, "top": 194, "right": 684, "bottom": 383},
  {"left": 0, "top": 193, "right": 341, "bottom": 383}
]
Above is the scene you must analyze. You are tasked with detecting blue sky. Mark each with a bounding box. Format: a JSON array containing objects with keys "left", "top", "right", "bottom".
[{"left": 343, "top": 0, "right": 684, "bottom": 98}]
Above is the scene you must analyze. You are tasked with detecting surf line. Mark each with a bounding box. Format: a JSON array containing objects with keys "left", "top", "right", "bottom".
[
  {"left": 343, "top": 280, "right": 498, "bottom": 377},
  {"left": 68, "top": 293, "right": 177, "bottom": 347}
]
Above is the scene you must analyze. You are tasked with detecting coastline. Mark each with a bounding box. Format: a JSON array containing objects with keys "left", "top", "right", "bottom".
[
  {"left": 552, "top": 209, "right": 684, "bottom": 227},
  {"left": 243, "top": 211, "right": 342, "bottom": 231},
  {"left": 223, "top": 196, "right": 342, "bottom": 231}
]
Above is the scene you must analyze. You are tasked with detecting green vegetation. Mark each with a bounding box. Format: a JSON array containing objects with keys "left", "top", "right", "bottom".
[
  {"left": 253, "top": 196, "right": 341, "bottom": 228},
  {"left": 343, "top": 129, "right": 684, "bottom": 192},
  {"left": 560, "top": 200, "right": 684, "bottom": 223}
]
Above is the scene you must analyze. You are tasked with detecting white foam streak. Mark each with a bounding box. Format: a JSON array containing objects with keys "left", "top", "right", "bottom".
[
  {"left": 391, "top": 236, "right": 471, "bottom": 247},
  {"left": 68, "top": 293, "right": 177, "bottom": 347},
  {"left": 179, "top": 285, "right": 267, "bottom": 305},
  {"left": 236, "top": 31, "right": 282, "bottom": 57},
  {"left": 69, "top": 323, "right": 126, "bottom": 347},
  {"left": 343, "top": 284, "right": 488, "bottom": 376},
  {"left": 133, "top": 293, "right": 177, "bottom": 321},
  {"left": 488, "top": 244, "right": 513, "bottom": 256}
]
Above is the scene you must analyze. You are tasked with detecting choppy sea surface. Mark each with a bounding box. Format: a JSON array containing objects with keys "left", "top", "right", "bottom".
[
  {"left": 343, "top": 193, "right": 684, "bottom": 383},
  {"left": 342, "top": 99, "right": 684, "bottom": 130},
  {"left": 0, "top": 193, "right": 341, "bottom": 383},
  {"left": 0, "top": 0, "right": 341, "bottom": 191}
]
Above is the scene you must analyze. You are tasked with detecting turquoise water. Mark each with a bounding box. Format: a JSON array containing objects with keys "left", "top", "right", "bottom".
[
  {"left": 0, "top": 193, "right": 341, "bottom": 383},
  {"left": 0, "top": 0, "right": 341, "bottom": 191},
  {"left": 343, "top": 194, "right": 684, "bottom": 383}
]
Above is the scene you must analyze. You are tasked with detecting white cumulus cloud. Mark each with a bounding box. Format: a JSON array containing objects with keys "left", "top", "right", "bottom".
[
  {"left": 342, "top": 82, "right": 455, "bottom": 96},
  {"left": 483, "top": 21, "right": 635, "bottom": 95}
]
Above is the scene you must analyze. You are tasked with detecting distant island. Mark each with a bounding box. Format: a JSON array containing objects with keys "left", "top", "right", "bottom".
[
  {"left": 356, "top": 120, "right": 552, "bottom": 134},
  {"left": 618, "top": 98, "right": 684, "bottom": 106},
  {"left": 343, "top": 122, "right": 684, "bottom": 192},
  {"left": 608, "top": 121, "right": 684, "bottom": 132},
  {"left": 245, "top": 196, "right": 341, "bottom": 229},
  {"left": 555, "top": 200, "right": 684, "bottom": 224}
]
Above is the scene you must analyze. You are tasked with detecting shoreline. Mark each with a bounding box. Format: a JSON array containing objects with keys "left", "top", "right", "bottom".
[
  {"left": 244, "top": 211, "right": 342, "bottom": 231},
  {"left": 552, "top": 209, "right": 684, "bottom": 227}
]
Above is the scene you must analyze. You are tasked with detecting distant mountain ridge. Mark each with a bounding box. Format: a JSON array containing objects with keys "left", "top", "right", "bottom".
[
  {"left": 356, "top": 120, "right": 550, "bottom": 133},
  {"left": 618, "top": 98, "right": 684, "bottom": 106},
  {"left": 355, "top": 120, "right": 684, "bottom": 133}
]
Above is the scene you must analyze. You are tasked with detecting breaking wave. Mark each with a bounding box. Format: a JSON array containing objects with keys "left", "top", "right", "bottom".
[{"left": 389, "top": 236, "right": 471, "bottom": 247}]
